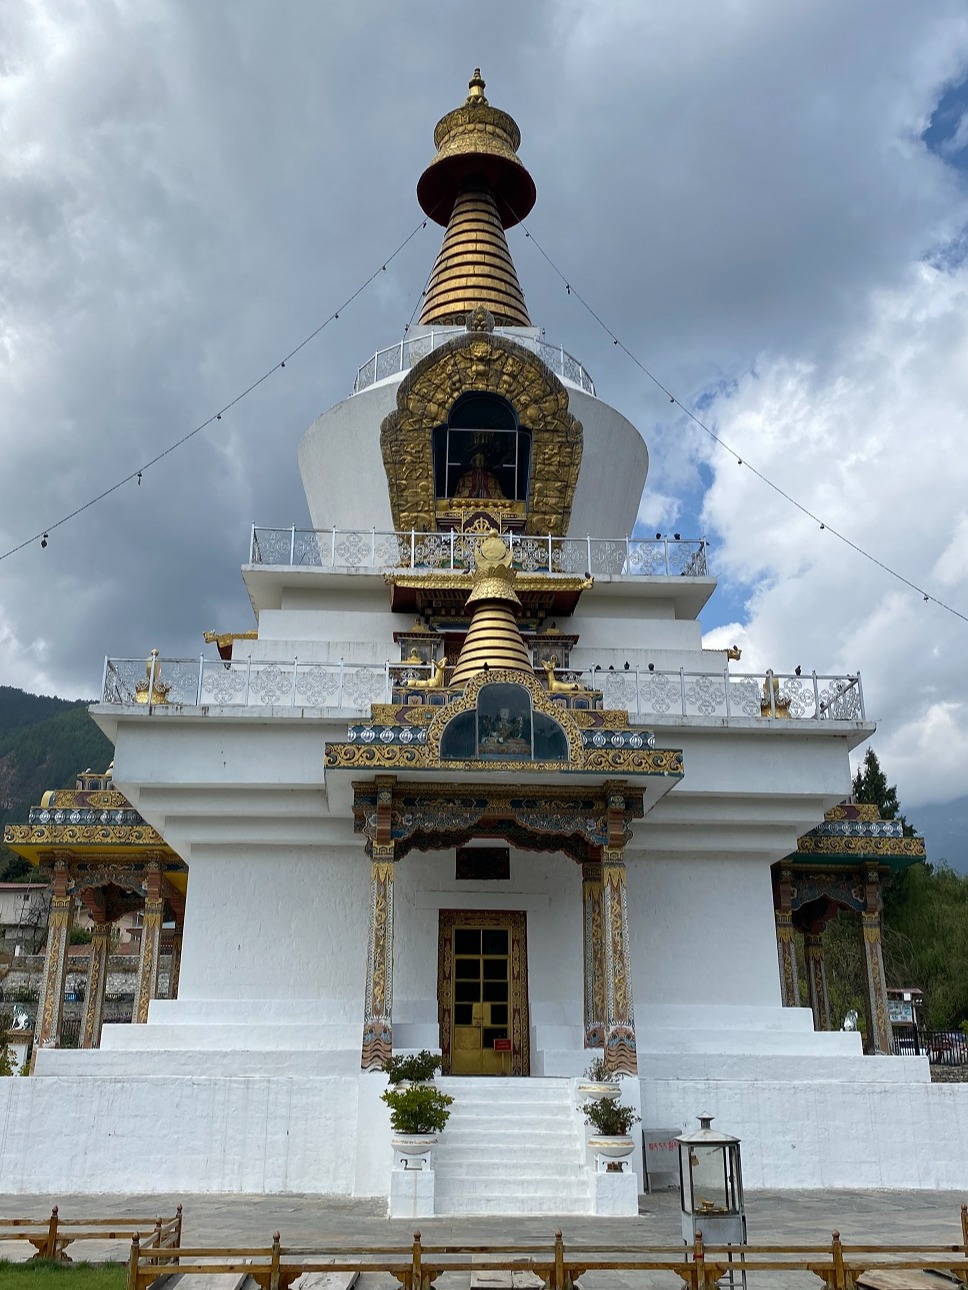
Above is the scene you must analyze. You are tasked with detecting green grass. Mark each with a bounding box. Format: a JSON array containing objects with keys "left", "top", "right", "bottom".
[{"left": 0, "top": 1260, "right": 125, "bottom": 1290}]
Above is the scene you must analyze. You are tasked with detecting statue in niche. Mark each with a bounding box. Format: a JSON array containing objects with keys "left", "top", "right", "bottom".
[{"left": 453, "top": 447, "right": 505, "bottom": 500}]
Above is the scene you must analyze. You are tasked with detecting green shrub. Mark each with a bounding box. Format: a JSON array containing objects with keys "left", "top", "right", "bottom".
[
  {"left": 382, "top": 1083, "right": 454, "bottom": 1134},
  {"left": 382, "top": 1050, "right": 442, "bottom": 1084},
  {"left": 582, "top": 1097, "right": 640, "bottom": 1136},
  {"left": 582, "top": 1057, "right": 618, "bottom": 1083}
]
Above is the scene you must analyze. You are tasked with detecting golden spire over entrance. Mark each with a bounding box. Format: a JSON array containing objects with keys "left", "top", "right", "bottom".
[
  {"left": 417, "top": 71, "right": 534, "bottom": 328},
  {"left": 449, "top": 532, "right": 534, "bottom": 686}
]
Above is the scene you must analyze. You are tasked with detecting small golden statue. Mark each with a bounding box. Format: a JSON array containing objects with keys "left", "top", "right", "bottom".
[
  {"left": 541, "top": 656, "right": 582, "bottom": 694},
  {"left": 404, "top": 656, "right": 449, "bottom": 690},
  {"left": 726, "top": 645, "right": 742, "bottom": 661},
  {"left": 135, "top": 649, "right": 171, "bottom": 705}
]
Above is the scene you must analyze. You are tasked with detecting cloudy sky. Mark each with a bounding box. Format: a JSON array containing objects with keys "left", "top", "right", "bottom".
[{"left": 3, "top": 1, "right": 968, "bottom": 861}]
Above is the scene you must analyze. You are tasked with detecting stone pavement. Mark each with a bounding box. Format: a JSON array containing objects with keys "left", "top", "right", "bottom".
[{"left": 0, "top": 1189, "right": 965, "bottom": 1290}]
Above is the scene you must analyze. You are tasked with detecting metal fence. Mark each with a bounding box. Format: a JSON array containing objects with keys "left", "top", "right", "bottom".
[
  {"left": 892, "top": 1031, "right": 968, "bottom": 1064},
  {"left": 353, "top": 329, "right": 596, "bottom": 395},
  {"left": 249, "top": 527, "right": 710, "bottom": 577},
  {"left": 101, "top": 657, "right": 865, "bottom": 723}
]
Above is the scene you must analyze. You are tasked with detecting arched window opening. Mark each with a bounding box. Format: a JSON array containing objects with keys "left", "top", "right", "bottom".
[
  {"left": 433, "top": 393, "right": 531, "bottom": 503},
  {"left": 440, "top": 683, "right": 568, "bottom": 762}
]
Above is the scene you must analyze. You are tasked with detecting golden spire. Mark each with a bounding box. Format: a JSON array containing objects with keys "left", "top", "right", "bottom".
[
  {"left": 417, "top": 70, "right": 534, "bottom": 328},
  {"left": 449, "top": 532, "right": 533, "bottom": 686}
]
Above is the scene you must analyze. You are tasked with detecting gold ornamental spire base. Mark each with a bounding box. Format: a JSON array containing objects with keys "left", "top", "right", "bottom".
[
  {"left": 419, "top": 185, "right": 531, "bottom": 327},
  {"left": 449, "top": 532, "right": 534, "bottom": 686}
]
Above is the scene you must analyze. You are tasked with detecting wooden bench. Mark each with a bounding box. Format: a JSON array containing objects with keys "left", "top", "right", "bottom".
[{"left": 0, "top": 1203, "right": 182, "bottom": 1263}]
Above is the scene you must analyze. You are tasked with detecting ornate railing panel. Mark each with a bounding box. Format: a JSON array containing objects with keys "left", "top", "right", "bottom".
[
  {"left": 353, "top": 329, "right": 596, "bottom": 395},
  {"left": 101, "top": 659, "right": 864, "bottom": 722},
  {"left": 249, "top": 528, "right": 709, "bottom": 577}
]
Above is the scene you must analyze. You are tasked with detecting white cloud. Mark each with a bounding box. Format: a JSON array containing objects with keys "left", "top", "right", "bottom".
[{"left": 699, "top": 260, "right": 968, "bottom": 806}]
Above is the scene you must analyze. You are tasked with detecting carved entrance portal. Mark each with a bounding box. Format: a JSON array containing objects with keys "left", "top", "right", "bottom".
[{"left": 438, "top": 909, "right": 529, "bottom": 1076}]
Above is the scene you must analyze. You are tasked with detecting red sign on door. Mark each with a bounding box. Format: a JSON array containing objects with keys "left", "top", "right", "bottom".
[{"left": 493, "top": 1038, "right": 512, "bottom": 1052}]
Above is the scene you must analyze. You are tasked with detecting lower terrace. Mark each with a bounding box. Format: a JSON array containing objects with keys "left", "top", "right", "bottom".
[{"left": 100, "top": 657, "right": 866, "bottom": 724}]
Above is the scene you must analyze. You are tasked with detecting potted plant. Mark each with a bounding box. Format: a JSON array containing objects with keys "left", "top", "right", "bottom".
[
  {"left": 577, "top": 1056, "right": 621, "bottom": 1103},
  {"left": 383, "top": 1083, "right": 454, "bottom": 1162},
  {"left": 581, "top": 1093, "right": 640, "bottom": 1169},
  {"left": 383, "top": 1050, "right": 442, "bottom": 1086}
]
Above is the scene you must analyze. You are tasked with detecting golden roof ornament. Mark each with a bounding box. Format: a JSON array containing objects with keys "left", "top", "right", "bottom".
[
  {"left": 418, "top": 71, "right": 533, "bottom": 327},
  {"left": 450, "top": 532, "right": 533, "bottom": 685}
]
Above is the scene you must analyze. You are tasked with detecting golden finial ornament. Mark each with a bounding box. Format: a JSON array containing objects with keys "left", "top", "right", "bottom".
[
  {"left": 449, "top": 532, "right": 534, "bottom": 686},
  {"left": 417, "top": 71, "right": 534, "bottom": 327}
]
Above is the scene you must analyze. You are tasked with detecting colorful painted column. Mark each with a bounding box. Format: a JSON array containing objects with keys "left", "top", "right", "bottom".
[
  {"left": 80, "top": 921, "right": 112, "bottom": 1048},
  {"left": 167, "top": 927, "right": 183, "bottom": 999},
  {"left": 774, "top": 868, "right": 801, "bottom": 1008},
  {"left": 581, "top": 860, "right": 606, "bottom": 1048},
  {"left": 134, "top": 862, "right": 164, "bottom": 1024},
  {"left": 35, "top": 859, "right": 74, "bottom": 1052},
  {"left": 600, "top": 786, "right": 637, "bottom": 1075},
  {"left": 361, "top": 846, "right": 395, "bottom": 1070},
  {"left": 804, "top": 931, "right": 831, "bottom": 1031},
  {"left": 859, "top": 866, "right": 892, "bottom": 1055}
]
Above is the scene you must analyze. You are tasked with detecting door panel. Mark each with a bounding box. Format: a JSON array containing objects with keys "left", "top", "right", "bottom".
[{"left": 439, "top": 911, "right": 529, "bottom": 1076}]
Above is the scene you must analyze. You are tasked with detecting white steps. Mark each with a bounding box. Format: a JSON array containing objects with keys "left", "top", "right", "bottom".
[{"left": 432, "top": 1077, "right": 591, "bottom": 1216}]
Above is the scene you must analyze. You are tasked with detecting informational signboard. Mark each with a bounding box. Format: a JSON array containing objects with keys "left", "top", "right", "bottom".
[
  {"left": 493, "top": 1038, "right": 512, "bottom": 1052},
  {"left": 889, "top": 1000, "right": 914, "bottom": 1024},
  {"left": 644, "top": 1128, "right": 680, "bottom": 1191}
]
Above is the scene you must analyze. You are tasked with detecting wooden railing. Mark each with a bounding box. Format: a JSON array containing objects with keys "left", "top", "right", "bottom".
[
  {"left": 1, "top": 1203, "right": 181, "bottom": 1262},
  {"left": 126, "top": 1210, "right": 968, "bottom": 1290}
]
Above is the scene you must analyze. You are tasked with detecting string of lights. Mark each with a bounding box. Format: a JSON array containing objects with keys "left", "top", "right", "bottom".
[
  {"left": 0, "top": 216, "right": 431, "bottom": 565},
  {"left": 516, "top": 219, "right": 968, "bottom": 627}
]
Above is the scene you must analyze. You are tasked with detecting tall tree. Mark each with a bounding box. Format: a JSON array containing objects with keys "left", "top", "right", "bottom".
[{"left": 852, "top": 747, "right": 914, "bottom": 835}]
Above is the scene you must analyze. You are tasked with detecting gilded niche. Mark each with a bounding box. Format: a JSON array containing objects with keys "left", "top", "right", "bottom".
[{"left": 380, "top": 324, "right": 583, "bottom": 536}]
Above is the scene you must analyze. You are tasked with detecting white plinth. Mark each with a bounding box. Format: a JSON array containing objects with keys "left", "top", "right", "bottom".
[
  {"left": 593, "top": 1169, "right": 639, "bottom": 1215},
  {"left": 389, "top": 1165, "right": 435, "bottom": 1219}
]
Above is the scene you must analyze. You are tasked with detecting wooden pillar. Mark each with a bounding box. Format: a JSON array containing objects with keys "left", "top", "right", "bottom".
[
  {"left": 361, "top": 848, "right": 395, "bottom": 1070},
  {"left": 134, "top": 862, "right": 164, "bottom": 1024},
  {"left": 581, "top": 860, "right": 606, "bottom": 1048},
  {"left": 35, "top": 859, "right": 74, "bottom": 1052},
  {"left": 601, "top": 786, "right": 637, "bottom": 1075},
  {"left": 774, "top": 868, "right": 801, "bottom": 1008},
  {"left": 859, "top": 866, "right": 892, "bottom": 1055},
  {"left": 804, "top": 931, "right": 831, "bottom": 1031},
  {"left": 80, "top": 921, "right": 111, "bottom": 1048},
  {"left": 168, "top": 927, "right": 183, "bottom": 1000}
]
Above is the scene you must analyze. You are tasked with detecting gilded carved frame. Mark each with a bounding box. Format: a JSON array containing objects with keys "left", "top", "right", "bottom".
[{"left": 380, "top": 332, "right": 583, "bottom": 535}]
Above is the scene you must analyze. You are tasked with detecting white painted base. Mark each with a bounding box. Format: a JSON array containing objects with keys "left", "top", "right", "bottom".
[
  {"left": 389, "top": 1166, "right": 435, "bottom": 1219},
  {"left": 593, "top": 1169, "right": 639, "bottom": 1216},
  {"left": 1, "top": 1066, "right": 966, "bottom": 1197}
]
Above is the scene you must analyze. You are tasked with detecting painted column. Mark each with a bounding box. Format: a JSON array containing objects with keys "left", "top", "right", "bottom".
[
  {"left": 804, "top": 932, "right": 831, "bottom": 1031},
  {"left": 35, "top": 859, "right": 74, "bottom": 1052},
  {"left": 361, "top": 846, "right": 395, "bottom": 1070},
  {"left": 167, "top": 928, "right": 183, "bottom": 1000},
  {"left": 774, "top": 868, "right": 801, "bottom": 1008},
  {"left": 134, "top": 862, "right": 164, "bottom": 1024},
  {"left": 600, "top": 784, "right": 637, "bottom": 1075},
  {"left": 859, "top": 866, "right": 892, "bottom": 1055},
  {"left": 80, "top": 921, "right": 111, "bottom": 1048},
  {"left": 581, "top": 860, "right": 606, "bottom": 1048}
]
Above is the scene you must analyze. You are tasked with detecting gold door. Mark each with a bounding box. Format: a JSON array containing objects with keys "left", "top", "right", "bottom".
[{"left": 451, "top": 924, "right": 511, "bottom": 1075}]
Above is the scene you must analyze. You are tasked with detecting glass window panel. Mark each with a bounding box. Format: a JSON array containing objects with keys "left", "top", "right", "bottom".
[
  {"left": 482, "top": 979, "right": 508, "bottom": 1003},
  {"left": 455, "top": 980, "right": 481, "bottom": 1003},
  {"left": 489, "top": 1003, "right": 508, "bottom": 1025},
  {"left": 483, "top": 1027, "right": 508, "bottom": 1046},
  {"left": 454, "top": 928, "right": 481, "bottom": 954},
  {"left": 534, "top": 711, "right": 568, "bottom": 761},
  {"left": 455, "top": 958, "right": 480, "bottom": 979},
  {"left": 481, "top": 929, "right": 508, "bottom": 955},
  {"left": 690, "top": 1146, "right": 730, "bottom": 1214},
  {"left": 454, "top": 1004, "right": 474, "bottom": 1026},
  {"left": 483, "top": 957, "right": 506, "bottom": 980},
  {"left": 477, "top": 684, "right": 532, "bottom": 759},
  {"left": 441, "top": 711, "right": 476, "bottom": 761}
]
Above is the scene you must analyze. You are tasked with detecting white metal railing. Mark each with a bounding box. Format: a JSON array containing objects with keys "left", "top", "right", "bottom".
[
  {"left": 100, "top": 658, "right": 865, "bottom": 723},
  {"left": 353, "top": 329, "right": 595, "bottom": 395},
  {"left": 249, "top": 528, "right": 710, "bottom": 577}
]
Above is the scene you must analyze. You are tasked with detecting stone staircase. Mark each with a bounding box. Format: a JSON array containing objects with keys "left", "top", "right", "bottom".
[{"left": 432, "top": 1077, "right": 591, "bottom": 1215}]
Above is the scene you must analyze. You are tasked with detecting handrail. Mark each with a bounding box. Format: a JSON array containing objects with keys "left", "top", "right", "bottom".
[
  {"left": 248, "top": 527, "right": 710, "bottom": 577},
  {"left": 100, "top": 657, "right": 866, "bottom": 723},
  {"left": 1, "top": 1203, "right": 181, "bottom": 1263},
  {"left": 353, "top": 329, "right": 596, "bottom": 395},
  {"left": 126, "top": 1214, "right": 968, "bottom": 1290}
]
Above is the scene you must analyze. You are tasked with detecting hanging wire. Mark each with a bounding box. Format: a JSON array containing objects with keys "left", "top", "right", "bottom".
[
  {"left": 0, "top": 217, "right": 430, "bottom": 564},
  {"left": 514, "top": 216, "right": 968, "bottom": 626}
]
